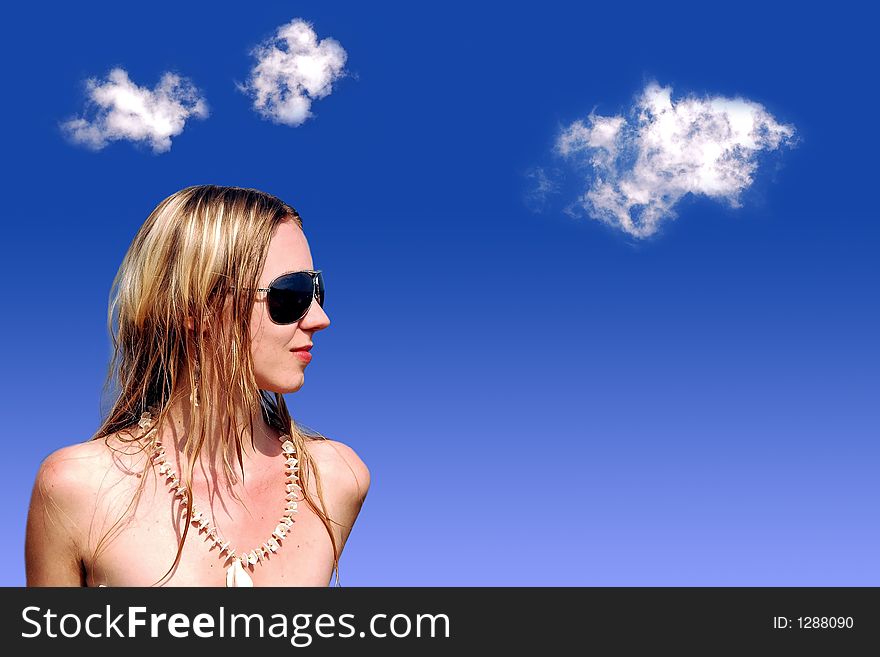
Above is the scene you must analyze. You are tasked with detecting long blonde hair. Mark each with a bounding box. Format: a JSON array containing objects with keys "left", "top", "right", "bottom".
[{"left": 89, "top": 184, "right": 341, "bottom": 586}]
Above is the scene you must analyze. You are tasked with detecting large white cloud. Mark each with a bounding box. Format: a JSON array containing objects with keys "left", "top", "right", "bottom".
[
  {"left": 61, "top": 68, "right": 208, "bottom": 153},
  {"left": 556, "top": 82, "right": 796, "bottom": 238},
  {"left": 240, "top": 18, "right": 348, "bottom": 127}
]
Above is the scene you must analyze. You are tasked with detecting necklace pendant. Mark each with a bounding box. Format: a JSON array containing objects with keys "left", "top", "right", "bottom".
[{"left": 226, "top": 559, "right": 254, "bottom": 587}]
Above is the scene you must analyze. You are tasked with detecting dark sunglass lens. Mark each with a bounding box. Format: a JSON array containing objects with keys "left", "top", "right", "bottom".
[
  {"left": 268, "top": 273, "right": 313, "bottom": 324},
  {"left": 316, "top": 271, "right": 324, "bottom": 307}
]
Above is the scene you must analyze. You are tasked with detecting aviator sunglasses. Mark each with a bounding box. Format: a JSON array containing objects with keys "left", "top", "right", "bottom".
[{"left": 230, "top": 270, "right": 324, "bottom": 325}]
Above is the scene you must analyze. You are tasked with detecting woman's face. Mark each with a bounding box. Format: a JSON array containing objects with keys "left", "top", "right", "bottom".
[{"left": 249, "top": 217, "right": 331, "bottom": 393}]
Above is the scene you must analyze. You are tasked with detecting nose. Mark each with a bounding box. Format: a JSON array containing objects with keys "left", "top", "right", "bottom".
[{"left": 301, "top": 298, "right": 330, "bottom": 331}]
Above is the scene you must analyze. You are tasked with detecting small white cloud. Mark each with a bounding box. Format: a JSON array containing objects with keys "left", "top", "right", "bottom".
[
  {"left": 240, "top": 18, "right": 348, "bottom": 127},
  {"left": 61, "top": 68, "right": 208, "bottom": 153},
  {"left": 556, "top": 82, "right": 797, "bottom": 238}
]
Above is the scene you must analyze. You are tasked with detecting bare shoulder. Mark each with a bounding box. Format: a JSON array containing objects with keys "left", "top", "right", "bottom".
[
  {"left": 34, "top": 441, "right": 114, "bottom": 503},
  {"left": 36, "top": 431, "right": 148, "bottom": 489},
  {"left": 31, "top": 434, "right": 147, "bottom": 517},
  {"left": 303, "top": 437, "right": 371, "bottom": 503},
  {"left": 26, "top": 434, "right": 148, "bottom": 585}
]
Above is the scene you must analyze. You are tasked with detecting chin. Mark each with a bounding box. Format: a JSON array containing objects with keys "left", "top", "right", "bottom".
[{"left": 282, "top": 374, "right": 306, "bottom": 394}]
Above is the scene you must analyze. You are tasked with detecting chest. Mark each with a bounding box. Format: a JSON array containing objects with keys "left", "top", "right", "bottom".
[{"left": 87, "top": 471, "right": 336, "bottom": 587}]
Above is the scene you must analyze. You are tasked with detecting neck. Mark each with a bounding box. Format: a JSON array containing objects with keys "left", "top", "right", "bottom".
[{"left": 153, "top": 387, "right": 284, "bottom": 488}]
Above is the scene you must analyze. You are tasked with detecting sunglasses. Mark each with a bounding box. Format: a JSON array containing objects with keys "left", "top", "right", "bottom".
[{"left": 231, "top": 270, "right": 324, "bottom": 325}]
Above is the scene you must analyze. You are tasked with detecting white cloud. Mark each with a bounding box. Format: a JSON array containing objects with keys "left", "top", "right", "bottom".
[
  {"left": 241, "top": 18, "right": 348, "bottom": 127},
  {"left": 556, "top": 82, "right": 797, "bottom": 238},
  {"left": 61, "top": 68, "right": 208, "bottom": 153}
]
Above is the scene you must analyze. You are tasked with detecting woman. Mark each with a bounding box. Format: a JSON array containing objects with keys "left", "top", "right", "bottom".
[{"left": 25, "top": 185, "right": 369, "bottom": 587}]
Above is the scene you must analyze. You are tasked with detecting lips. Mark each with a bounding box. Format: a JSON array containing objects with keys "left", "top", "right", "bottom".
[{"left": 291, "top": 345, "right": 313, "bottom": 352}]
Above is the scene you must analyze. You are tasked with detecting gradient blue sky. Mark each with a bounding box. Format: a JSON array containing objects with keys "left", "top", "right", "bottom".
[{"left": 3, "top": 1, "right": 877, "bottom": 586}]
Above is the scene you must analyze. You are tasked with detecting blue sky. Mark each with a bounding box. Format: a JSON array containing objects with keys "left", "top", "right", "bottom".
[{"left": 2, "top": 1, "right": 878, "bottom": 585}]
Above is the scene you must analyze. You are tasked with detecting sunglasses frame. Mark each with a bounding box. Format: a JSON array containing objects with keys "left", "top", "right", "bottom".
[{"left": 230, "top": 269, "right": 323, "bottom": 325}]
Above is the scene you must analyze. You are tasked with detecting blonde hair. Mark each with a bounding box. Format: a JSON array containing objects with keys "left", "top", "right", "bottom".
[{"left": 89, "top": 184, "right": 341, "bottom": 586}]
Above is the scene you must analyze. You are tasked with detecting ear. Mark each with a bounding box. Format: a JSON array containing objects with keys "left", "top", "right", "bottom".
[{"left": 184, "top": 316, "right": 209, "bottom": 335}]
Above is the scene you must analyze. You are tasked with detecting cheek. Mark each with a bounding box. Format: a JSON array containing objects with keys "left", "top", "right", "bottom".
[
  {"left": 250, "top": 327, "right": 283, "bottom": 357},
  {"left": 248, "top": 309, "right": 274, "bottom": 352},
  {"left": 247, "top": 317, "right": 302, "bottom": 392},
  {"left": 249, "top": 318, "right": 294, "bottom": 364}
]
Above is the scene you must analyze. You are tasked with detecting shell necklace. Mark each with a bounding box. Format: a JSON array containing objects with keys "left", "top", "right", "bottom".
[{"left": 138, "top": 406, "right": 301, "bottom": 587}]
